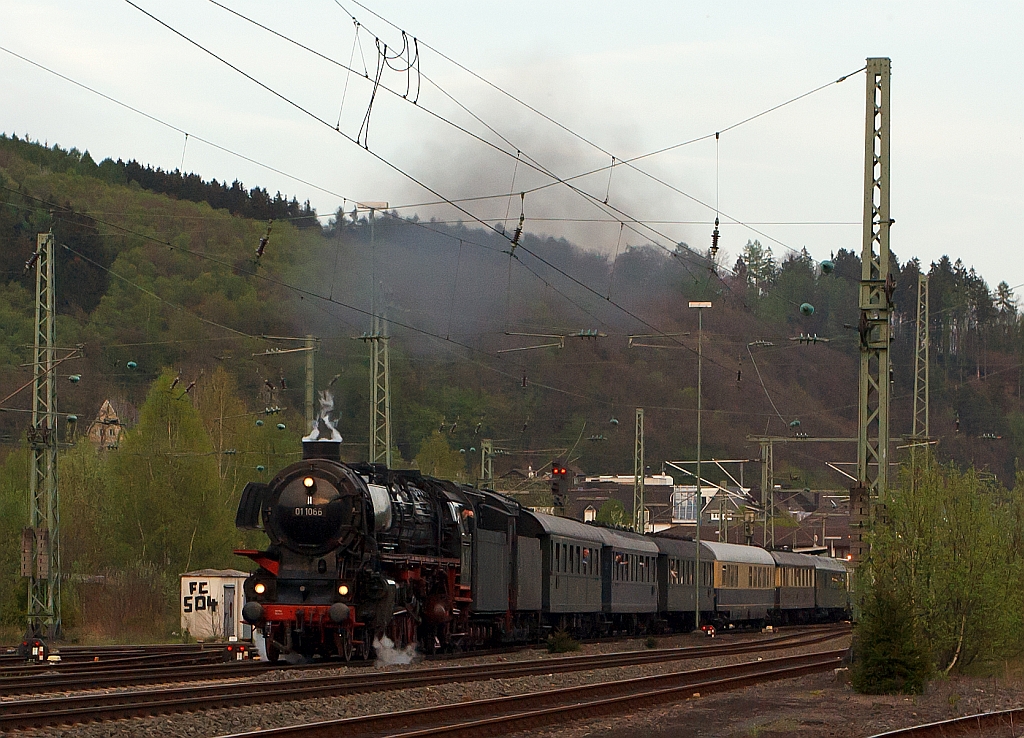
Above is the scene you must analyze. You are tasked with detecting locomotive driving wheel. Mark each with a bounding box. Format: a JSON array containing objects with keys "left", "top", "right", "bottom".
[
  {"left": 357, "top": 627, "right": 374, "bottom": 660},
  {"left": 265, "top": 639, "right": 281, "bottom": 664},
  {"left": 334, "top": 630, "right": 354, "bottom": 661}
]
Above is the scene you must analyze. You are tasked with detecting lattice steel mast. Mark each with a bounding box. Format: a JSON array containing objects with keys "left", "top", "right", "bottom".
[
  {"left": 367, "top": 317, "right": 392, "bottom": 466},
  {"left": 362, "top": 206, "right": 392, "bottom": 467},
  {"left": 760, "top": 438, "right": 773, "bottom": 547},
  {"left": 852, "top": 58, "right": 893, "bottom": 562},
  {"left": 479, "top": 439, "right": 493, "bottom": 488},
  {"left": 633, "top": 408, "right": 645, "bottom": 532},
  {"left": 912, "top": 274, "right": 929, "bottom": 440},
  {"left": 25, "top": 233, "right": 61, "bottom": 638}
]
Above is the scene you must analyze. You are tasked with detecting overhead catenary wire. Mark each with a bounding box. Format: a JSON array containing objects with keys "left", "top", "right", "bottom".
[
  {"left": 2, "top": 18, "right": 880, "bottom": 425},
  {"left": 2, "top": 22, "right": 846, "bottom": 335},
  {"left": 196, "top": 2, "right": 860, "bottom": 276},
  {"left": 116, "top": 5, "right": 723, "bottom": 362},
  {"left": 747, "top": 342, "right": 788, "bottom": 430}
]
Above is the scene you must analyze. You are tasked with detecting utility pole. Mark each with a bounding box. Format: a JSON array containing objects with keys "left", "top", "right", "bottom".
[
  {"left": 304, "top": 335, "right": 316, "bottom": 435},
  {"left": 852, "top": 57, "right": 893, "bottom": 564},
  {"left": 633, "top": 408, "right": 645, "bottom": 533},
  {"left": 25, "top": 233, "right": 60, "bottom": 639}
]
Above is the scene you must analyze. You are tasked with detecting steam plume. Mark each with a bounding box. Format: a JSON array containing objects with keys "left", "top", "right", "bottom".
[{"left": 303, "top": 390, "right": 343, "bottom": 442}]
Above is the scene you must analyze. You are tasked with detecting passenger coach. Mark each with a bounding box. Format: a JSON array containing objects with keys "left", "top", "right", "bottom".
[{"left": 701, "top": 541, "right": 775, "bottom": 625}]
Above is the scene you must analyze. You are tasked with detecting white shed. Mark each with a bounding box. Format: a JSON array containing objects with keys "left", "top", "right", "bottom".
[{"left": 180, "top": 569, "right": 250, "bottom": 641}]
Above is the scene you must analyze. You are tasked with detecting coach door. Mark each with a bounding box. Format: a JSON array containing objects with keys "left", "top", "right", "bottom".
[{"left": 223, "top": 585, "right": 235, "bottom": 638}]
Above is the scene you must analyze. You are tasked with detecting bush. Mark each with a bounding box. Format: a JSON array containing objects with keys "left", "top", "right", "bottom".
[
  {"left": 645, "top": 636, "right": 658, "bottom": 649},
  {"left": 547, "top": 629, "right": 581, "bottom": 654},
  {"left": 851, "top": 583, "right": 930, "bottom": 694}
]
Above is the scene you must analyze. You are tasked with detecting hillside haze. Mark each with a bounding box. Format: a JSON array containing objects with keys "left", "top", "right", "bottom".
[{"left": 0, "top": 133, "right": 1021, "bottom": 485}]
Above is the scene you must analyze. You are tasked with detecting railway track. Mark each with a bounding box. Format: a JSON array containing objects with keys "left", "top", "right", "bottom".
[
  {"left": 216, "top": 649, "right": 847, "bottom": 738},
  {"left": 0, "top": 649, "right": 234, "bottom": 674},
  {"left": 1, "top": 642, "right": 223, "bottom": 660},
  {"left": 869, "top": 709, "right": 1024, "bottom": 737},
  {"left": 0, "top": 628, "right": 848, "bottom": 731},
  {"left": 0, "top": 624, "right": 844, "bottom": 696}
]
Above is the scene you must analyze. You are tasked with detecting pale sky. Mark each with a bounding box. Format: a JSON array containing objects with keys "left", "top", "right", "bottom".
[{"left": 3, "top": 1, "right": 1022, "bottom": 294}]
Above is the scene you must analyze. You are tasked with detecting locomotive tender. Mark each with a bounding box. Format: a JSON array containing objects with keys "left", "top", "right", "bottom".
[{"left": 234, "top": 439, "right": 849, "bottom": 661}]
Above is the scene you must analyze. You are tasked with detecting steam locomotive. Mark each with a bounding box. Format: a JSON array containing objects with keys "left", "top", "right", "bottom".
[{"left": 235, "top": 439, "right": 849, "bottom": 662}]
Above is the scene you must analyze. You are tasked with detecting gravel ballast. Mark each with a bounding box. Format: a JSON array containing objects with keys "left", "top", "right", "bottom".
[{"left": 7, "top": 631, "right": 846, "bottom": 738}]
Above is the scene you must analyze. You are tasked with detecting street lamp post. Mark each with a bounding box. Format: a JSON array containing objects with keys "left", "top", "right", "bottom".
[{"left": 689, "top": 300, "right": 711, "bottom": 631}]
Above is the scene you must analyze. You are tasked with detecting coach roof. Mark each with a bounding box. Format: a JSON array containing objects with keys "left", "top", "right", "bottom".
[
  {"left": 770, "top": 551, "right": 818, "bottom": 568},
  {"left": 519, "top": 510, "right": 659, "bottom": 553},
  {"left": 700, "top": 541, "right": 775, "bottom": 565}
]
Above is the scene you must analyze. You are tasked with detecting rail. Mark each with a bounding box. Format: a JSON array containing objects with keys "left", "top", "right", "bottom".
[
  {"left": 0, "top": 628, "right": 848, "bottom": 731},
  {"left": 216, "top": 649, "right": 846, "bottom": 738},
  {"left": 869, "top": 708, "right": 1024, "bottom": 737}
]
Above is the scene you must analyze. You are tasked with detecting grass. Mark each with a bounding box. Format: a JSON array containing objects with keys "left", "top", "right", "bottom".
[{"left": 547, "top": 629, "right": 581, "bottom": 654}]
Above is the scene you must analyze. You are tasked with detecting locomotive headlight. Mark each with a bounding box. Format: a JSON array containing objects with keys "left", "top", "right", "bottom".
[
  {"left": 254, "top": 582, "right": 266, "bottom": 595},
  {"left": 303, "top": 476, "right": 315, "bottom": 488},
  {"left": 338, "top": 584, "right": 349, "bottom": 596}
]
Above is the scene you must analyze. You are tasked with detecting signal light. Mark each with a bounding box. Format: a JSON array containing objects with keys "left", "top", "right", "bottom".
[
  {"left": 338, "top": 584, "right": 349, "bottom": 596},
  {"left": 254, "top": 583, "right": 266, "bottom": 594}
]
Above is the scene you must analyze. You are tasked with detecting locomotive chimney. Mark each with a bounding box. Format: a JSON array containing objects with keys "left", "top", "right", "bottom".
[{"left": 302, "top": 440, "right": 342, "bottom": 462}]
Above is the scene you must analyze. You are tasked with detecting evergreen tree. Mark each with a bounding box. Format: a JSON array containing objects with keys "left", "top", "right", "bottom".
[{"left": 852, "top": 580, "right": 930, "bottom": 694}]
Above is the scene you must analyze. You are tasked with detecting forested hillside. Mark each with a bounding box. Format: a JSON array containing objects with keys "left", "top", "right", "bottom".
[{"left": 1, "top": 134, "right": 1022, "bottom": 636}]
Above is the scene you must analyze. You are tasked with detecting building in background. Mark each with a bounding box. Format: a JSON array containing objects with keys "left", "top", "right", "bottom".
[
  {"left": 179, "top": 569, "right": 250, "bottom": 641},
  {"left": 87, "top": 398, "right": 137, "bottom": 450}
]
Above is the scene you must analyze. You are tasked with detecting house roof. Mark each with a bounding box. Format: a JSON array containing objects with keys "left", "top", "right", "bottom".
[{"left": 181, "top": 569, "right": 249, "bottom": 578}]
